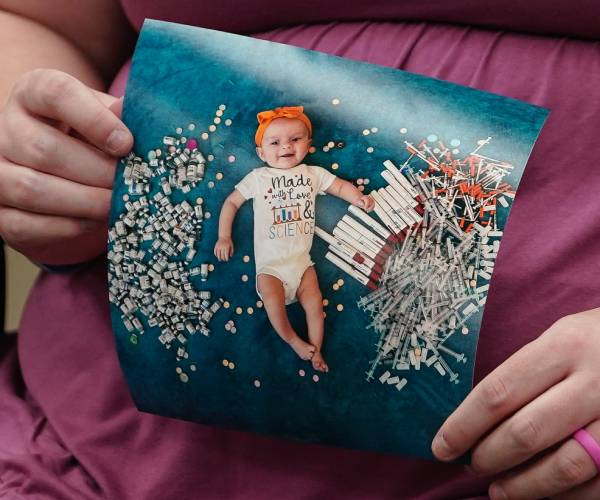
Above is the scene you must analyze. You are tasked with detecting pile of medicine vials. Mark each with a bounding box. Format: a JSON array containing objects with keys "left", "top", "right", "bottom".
[
  {"left": 108, "top": 117, "right": 229, "bottom": 375},
  {"left": 318, "top": 137, "right": 514, "bottom": 390}
]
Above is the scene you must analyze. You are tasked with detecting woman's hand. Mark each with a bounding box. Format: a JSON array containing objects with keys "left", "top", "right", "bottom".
[
  {"left": 0, "top": 68, "right": 133, "bottom": 264},
  {"left": 214, "top": 236, "right": 234, "bottom": 262},
  {"left": 432, "top": 308, "right": 600, "bottom": 499}
]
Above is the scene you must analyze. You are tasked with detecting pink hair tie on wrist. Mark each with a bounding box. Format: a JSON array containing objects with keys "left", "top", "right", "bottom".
[{"left": 573, "top": 429, "right": 600, "bottom": 473}]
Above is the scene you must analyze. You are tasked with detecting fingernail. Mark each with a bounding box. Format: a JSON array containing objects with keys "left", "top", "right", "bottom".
[
  {"left": 432, "top": 431, "right": 455, "bottom": 460},
  {"left": 489, "top": 483, "right": 508, "bottom": 500},
  {"left": 106, "top": 128, "right": 129, "bottom": 153}
]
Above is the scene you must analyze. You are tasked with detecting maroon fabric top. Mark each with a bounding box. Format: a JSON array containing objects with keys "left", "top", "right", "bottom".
[{"left": 2, "top": 3, "right": 600, "bottom": 499}]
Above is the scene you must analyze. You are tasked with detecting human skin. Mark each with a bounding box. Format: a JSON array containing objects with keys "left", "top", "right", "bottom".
[
  {"left": 0, "top": 1, "right": 135, "bottom": 264},
  {"left": 2, "top": 4, "right": 600, "bottom": 496},
  {"left": 214, "top": 117, "right": 374, "bottom": 371}
]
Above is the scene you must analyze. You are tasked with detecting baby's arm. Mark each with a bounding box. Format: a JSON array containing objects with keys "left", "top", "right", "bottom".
[
  {"left": 213, "top": 189, "right": 246, "bottom": 262},
  {"left": 325, "top": 178, "right": 375, "bottom": 212}
]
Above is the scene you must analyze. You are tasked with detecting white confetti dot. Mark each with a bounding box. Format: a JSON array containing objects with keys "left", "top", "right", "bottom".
[
  {"left": 204, "top": 211, "right": 211, "bottom": 219},
  {"left": 358, "top": 185, "right": 365, "bottom": 192},
  {"left": 180, "top": 137, "right": 187, "bottom": 144},
  {"left": 451, "top": 139, "right": 461, "bottom": 147},
  {"left": 371, "top": 127, "right": 378, "bottom": 133},
  {"left": 433, "top": 148, "right": 440, "bottom": 154},
  {"left": 331, "top": 98, "right": 340, "bottom": 105},
  {"left": 243, "top": 255, "right": 250, "bottom": 263},
  {"left": 247, "top": 307, "right": 254, "bottom": 315},
  {"left": 176, "top": 127, "right": 183, "bottom": 134},
  {"left": 331, "top": 163, "right": 339, "bottom": 170},
  {"left": 209, "top": 125, "right": 217, "bottom": 132},
  {"left": 299, "top": 369, "right": 306, "bottom": 377},
  {"left": 190, "top": 364, "right": 197, "bottom": 372},
  {"left": 452, "top": 149, "right": 460, "bottom": 155},
  {"left": 208, "top": 154, "right": 214, "bottom": 161},
  {"left": 337, "top": 304, "right": 344, "bottom": 312},
  {"left": 332, "top": 283, "right": 339, "bottom": 291},
  {"left": 219, "top": 104, "right": 226, "bottom": 110},
  {"left": 427, "top": 134, "right": 438, "bottom": 142},
  {"left": 362, "top": 129, "right": 370, "bottom": 136},
  {"left": 225, "top": 119, "right": 232, "bottom": 126},
  {"left": 216, "top": 110, "right": 223, "bottom": 117},
  {"left": 188, "top": 123, "right": 196, "bottom": 131},
  {"left": 462, "top": 327, "right": 469, "bottom": 335},
  {"left": 196, "top": 197, "right": 204, "bottom": 204},
  {"left": 357, "top": 178, "right": 364, "bottom": 185},
  {"left": 400, "top": 127, "right": 408, "bottom": 134},
  {"left": 241, "top": 274, "right": 249, "bottom": 282},
  {"left": 327, "top": 141, "right": 335, "bottom": 148},
  {"left": 367, "top": 147, "right": 374, "bottom": 153},
  {"left": 216, "top": 172, "right": 223, "bottom": 180},
  {"left": 229, "top": 362, "right": 235, "bottom": 370},
  {"left": 148, "top": 150, "right": 156, "bottom": 160},
  {"left": 337, "top": 279, "right": 344, "bottom": 286},
  {"left": 322, "top": 146, "right": 330, "bottom": 152},
  {"left": 214, "top": 117, "right": 221, "bottom": 124},
  {"left": 208, "top": 264, "right": 215, "bottom": 271},
  {"left": 363, "top": 178, "right": 370, "bottom": 185},
  {"left": 208, "top": 181, "right": 215, "bottom": 188},
  {"left": 312, "top": 374, "right": 319, "bottom": 382},
  {"left": 322, "top": 299, "right": 329, "bottom": 306},
  {"left": 201, "top": 132, "right": 209, "bottom": 140},
  {"left": 180, "top": 373, "right": 189, "bottom": 383},
  {"left": 176, "top": 367, "right": 183, "bottom": 374},
  {"left": 236, "top": 307, "right": 243, "bottom": 315},
  {"left": 122, "top": 194, "right": 129, "bottom": 202},
  {"left": 228, "top": 155, "right": 236, "bottom": 163},
  {"left": 222, "top": 359, "right": 229, "bottom": 367},
  {"left": 254, "top": 379, "right": 261, "bottom": 388},
  {"left": 256, "top": 300, "right": 263, "bottom": 308}
]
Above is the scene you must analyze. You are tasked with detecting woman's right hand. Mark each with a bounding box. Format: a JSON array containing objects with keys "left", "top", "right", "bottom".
[{"left": 0, "top": 68, "right": 133, "bottom": 265}]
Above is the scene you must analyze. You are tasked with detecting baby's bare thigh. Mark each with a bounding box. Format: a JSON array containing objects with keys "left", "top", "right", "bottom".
[
  {"left": 297, "top": 266, "right": 322, "bottom": 301},
  {"left": 256, "top": 273, "right": 284, "bottom": 300}
]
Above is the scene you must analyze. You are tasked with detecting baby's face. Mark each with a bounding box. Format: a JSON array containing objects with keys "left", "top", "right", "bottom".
[{"left": 256, "top": 118, "right": 311, "bottom": 169}]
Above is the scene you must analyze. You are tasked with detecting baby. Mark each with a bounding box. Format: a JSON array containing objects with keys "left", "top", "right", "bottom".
[{"left": 214, "top": 106, "right": 375, "bottom": 372}]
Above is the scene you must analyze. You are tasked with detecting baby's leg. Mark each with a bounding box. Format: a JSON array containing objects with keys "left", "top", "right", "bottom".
[
  {"left": 296, "top": 266, "right": 329, "bottom": 372},
  {"left": 256, "top": 273, "right": 315, "bottom": 361}
]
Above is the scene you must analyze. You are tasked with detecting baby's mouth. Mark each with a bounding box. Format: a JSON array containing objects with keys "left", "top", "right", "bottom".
[{"left": 280, "top": 153, "right": 294, "bottom": 158}]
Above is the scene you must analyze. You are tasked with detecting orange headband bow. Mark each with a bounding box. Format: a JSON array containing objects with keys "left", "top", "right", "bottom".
[{"left": 255, "top": 106, "right": 312, "bottom": 146}]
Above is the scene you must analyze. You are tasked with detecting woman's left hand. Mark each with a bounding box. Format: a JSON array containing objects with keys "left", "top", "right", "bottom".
[{"left": 432, "top": 308, "right": 600, "bottom": 499}]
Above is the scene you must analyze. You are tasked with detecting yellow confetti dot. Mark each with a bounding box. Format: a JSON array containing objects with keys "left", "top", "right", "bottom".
[
  {"left": 201, "top": 132, "right": 209, "bottom": 140},
  {"left": 223, "top": 301, "right": 230, "bottom": 309},
  {"left": 243, "top": 255, "right": 250, "bottom": 263},
  {"left": 331, "top": 163, "right": 339, "bottom": 170},
  {"left": 337, "top": 304, "right": 344, "bottom": 312},
  {"left": 216, "top": 110, "right": 224, "bottom": 117},
  {"left": 222, "top": 359, "right": 229, "bottom": 366},
  {"left": 327, "top": 141, "right": 335, "bottom": 148},
  {"left": 180, "top": 373, "right": 189, "bottom": 383},
  {"left": 337, "top": 279, "right": 344, "bottom": 286},
  {"left": 209, "top": 125, "right": 217, "bottom": 132},
  {"left": 216, "top": 172, "right": 223, "bottom": 180},
  {"left": 362, "top": 129, "right": 370, "bottom": 136},
  {"left": 322, "top": 299, "right": 329, "bottom": 306},
  {"left": 309, "top": 146, "right": 316, "bottom": 153},
  {"left": 331, "top": 98, "right": 340, "bottom": 105},
  {"left": 247, "top": 307, "right": 254, "bottom": 315},
  {"left": 214, "top": 117, "right": 221, "bottom": 124},
  {"left": 332, "top": 283, "right": 339, "bottom": 291},
  {"left": 176, "top": 367, "right": 183, "bottom": 374},
  {"left": 208, "top": 264, "right": 215, "bottom": 272},
  {"left": 196, "top": 197, "right": 204, "bottom": 204},
  {"left": 236, "top": 307, "right": 243, "bottom": 315},
  {"left": 256, "top": 300, "right": 263, "bottom": 308}
]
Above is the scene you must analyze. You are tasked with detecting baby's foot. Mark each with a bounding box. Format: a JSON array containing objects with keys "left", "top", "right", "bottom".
[
  {"left": 311, "top": 351, "right": 329, "bottom": 372},
  {"left": 288, "top": 336, "right": 316, "bottom": 361}
]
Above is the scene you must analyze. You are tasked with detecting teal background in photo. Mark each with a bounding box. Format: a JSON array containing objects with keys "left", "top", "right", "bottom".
[{"left": 109, "top": 20, "right": 548, "bottom": 459}]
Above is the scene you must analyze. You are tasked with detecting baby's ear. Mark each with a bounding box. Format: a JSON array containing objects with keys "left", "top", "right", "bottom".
[{"left": 256, "top": 146, "right": 265, "bottom": 161}]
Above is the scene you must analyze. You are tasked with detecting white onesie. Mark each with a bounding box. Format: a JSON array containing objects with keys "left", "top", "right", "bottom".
[{"left": 235, "top": 163, "right": 337, "bottom": 304}]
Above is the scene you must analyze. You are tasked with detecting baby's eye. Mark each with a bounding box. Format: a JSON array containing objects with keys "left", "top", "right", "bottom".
[
  {"left": 271, "top": 141, "right": 279, "bottom": 146},
  {"left": 292, "top": 137, "right": 300, "bottom": 142}
]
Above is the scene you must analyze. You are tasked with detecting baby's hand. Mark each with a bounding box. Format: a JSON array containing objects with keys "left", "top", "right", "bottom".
[
  {"left": 353, "top": 194, "right": 375, "bottom": 212},
  {"left": 214, "top": 236, "right": 234, "bottom": 261}
]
